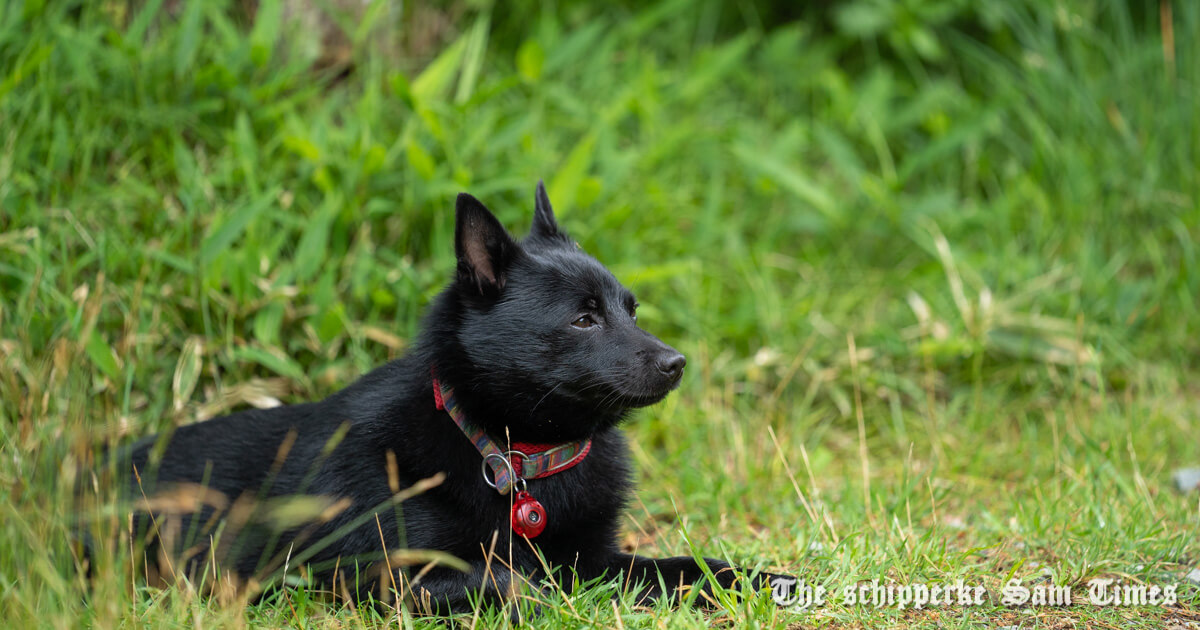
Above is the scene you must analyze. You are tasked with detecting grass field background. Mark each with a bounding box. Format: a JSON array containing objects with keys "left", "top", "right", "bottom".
[{"left": 1, "top": 0, "right": 1198, "bottom": 627}]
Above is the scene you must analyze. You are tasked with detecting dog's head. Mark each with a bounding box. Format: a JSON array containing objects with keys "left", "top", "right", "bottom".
[{"left": 432, "top": 182, "right": 684, "bottom": 441}]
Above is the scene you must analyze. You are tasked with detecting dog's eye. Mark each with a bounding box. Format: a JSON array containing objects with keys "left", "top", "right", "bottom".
[
  {"left": 630, "top": 303, "right": 638, "bottom": 321},
  {"left": 571, "top": 315, "right": 597, "bottom": 329}
]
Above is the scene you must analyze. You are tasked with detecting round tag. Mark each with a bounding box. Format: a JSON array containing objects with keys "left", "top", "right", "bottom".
[{"left": 511, "top": 491, "right": 547, "bottom": 538}]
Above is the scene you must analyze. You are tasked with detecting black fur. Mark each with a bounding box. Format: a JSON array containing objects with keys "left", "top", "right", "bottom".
[{"left": 119, "top": 182, "right": 776, "bottom": 613}]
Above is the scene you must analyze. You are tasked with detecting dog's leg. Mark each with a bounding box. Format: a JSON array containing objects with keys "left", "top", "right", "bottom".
[
  {"left": 585, "top": 553, "right": 783, "bottom": 606},
  {"left": 399, "top": 560, "right": 536, "bottom": 618},
  {"left": 610, "top": 553, "right": 738, "bottom": 604}
]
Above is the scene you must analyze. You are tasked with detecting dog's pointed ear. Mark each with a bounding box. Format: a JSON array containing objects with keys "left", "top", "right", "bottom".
[
  {"left": 455, "top": 193, "right": 517, "bottom": 295},
  {"left": 531, "top": 180, "right": 560, "bottom": 240}
]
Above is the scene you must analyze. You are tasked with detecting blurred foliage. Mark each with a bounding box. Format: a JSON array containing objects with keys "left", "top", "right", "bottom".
[
  {"left": 0, "top": 1, "right": 1198, "bottom": 624},
  {"left": 2, "top": 0, "right": 1195, "bottom": 411}
]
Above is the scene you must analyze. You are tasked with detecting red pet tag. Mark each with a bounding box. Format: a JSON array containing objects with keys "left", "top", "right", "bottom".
[{"left": 511, "top": 491, "right": 547, "bottom": 538}]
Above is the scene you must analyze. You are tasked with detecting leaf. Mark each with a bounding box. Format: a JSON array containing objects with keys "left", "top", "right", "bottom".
[
  {"left": 516, "top": 39, "right": 544, "bottom": 82},
  {"left": 549, "top": 132, "right": 597, "bottom": 216},
  {"left": 360, "top": 326, "right": 406, "bottom": 351},
  {"left": 351, "top": 0, "right": 390, "bottom": 46},
  {"left": 455, "top": 13, "right": 490, "bottom": 104},
  {"left": 234, "top": 111, "right": 259, "bottom": 193},
  {"left": 897, "top": 108, "right": 999, "bottom": 183},
  {"left": 987, "top": 328, "right": 1095, "bottom": 366},
  {"left": 363, "top": 144, "right": 386, "bottom": 176},
  {"left": 231, "top": 345, "right": 307, "bottom": 384},
  {"left": 680, "top": 34, "right": 754, "bottom": 101},
  {"left": 389, "top": 72, "right": 414, "bottom": 108},
  {"left": 172, "top": 337, "right": 203, "bottom": 411},
  {"left": 813, "top": 124, "right": 865, "bottom": 183},
  {"left": 0, "top": 44, "right": 52, "bottom": 101},
  {"left": 283, "top": 135, "right": 321, "bottom": 163},
  {"left": 85, "top": 331, "right": 121, "bottom": 382},
  {"left": 909, "top": 26, "right": 944, "bottom": 61},
  {"left": 835, "top": 1, "right": 893, "bottom": 38},
  {"left": 126, "top": 0, "right": 167, "bottom": 44},
  {"left": 405, "top": 139, "right": 436, "bottom": 180},
  {"left": 316, "top": 303, "right": 345, "bottom": 344},
  {"left": 174, "top": 0, "right": 204, "bottom": 78},
  {"left": 610, "top": 260, "right": 697, "bottom": 285},
  {"left": 387, "top": 549, "right": 471, "bottom": 572},
  {"left": 292, "top": 198, "right": 339, "bottom": 282},
  {"left": 249, "top": 0, "right": 282, "bottom": 67},
  {"left": 260, "top": 495, "right": 350, "bottom": 530},
  {"left": 145, "top": 248, "right": 193, "bottom": 273},
  {"left": 253, "top": 302, "right": 285, "bottom": 348},
  {"left": 542, "top": 22, "right": 604, "bottom": 74},
  {"left": 732, "top": 145, "right": 837, "bottom": 220},
  {"left": 200, "top": 191, "right": 278, "bottom": 265},
  {"left": 411, "top": 36, "right": 466, "bottom": 103}
]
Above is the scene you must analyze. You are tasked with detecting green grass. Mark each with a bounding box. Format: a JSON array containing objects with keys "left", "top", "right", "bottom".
[{"left": 2, "top": 0, "right": 1198, "bottom": 627}]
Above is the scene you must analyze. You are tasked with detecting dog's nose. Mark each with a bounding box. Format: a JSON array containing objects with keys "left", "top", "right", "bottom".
[{"left": 656, "top": 353, "right": 686, "bottom": 381}]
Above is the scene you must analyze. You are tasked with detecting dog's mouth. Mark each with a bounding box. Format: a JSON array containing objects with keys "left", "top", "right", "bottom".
[
  {"left": 561, "top": 368, "right": 683, "bottom": 411},
  {"left": 612, "top": 390, "right": 670, "bottom": 408},
  {"left": 557, "top": 383, "right": 673, "bottom": 410},
  {"left": 596, "top": 378, "right": 681, "bottom": 409}
]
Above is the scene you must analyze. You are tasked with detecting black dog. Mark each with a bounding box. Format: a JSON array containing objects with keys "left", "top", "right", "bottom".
[{"left": 120, "top": 183, "right": 774, "bottom": 613}]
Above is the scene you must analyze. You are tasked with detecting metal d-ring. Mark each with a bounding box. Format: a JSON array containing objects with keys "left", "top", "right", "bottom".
[
  {"left": 481, "top": 451, "right": 532, "bottom": 493},
  {"left": 481, "top": 453, "right": 516, "bottom": 490}
]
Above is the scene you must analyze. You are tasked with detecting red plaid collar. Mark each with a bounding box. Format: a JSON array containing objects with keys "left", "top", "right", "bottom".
[{"left": 433, "top": 372, "right": 591, "bottom": 495}]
